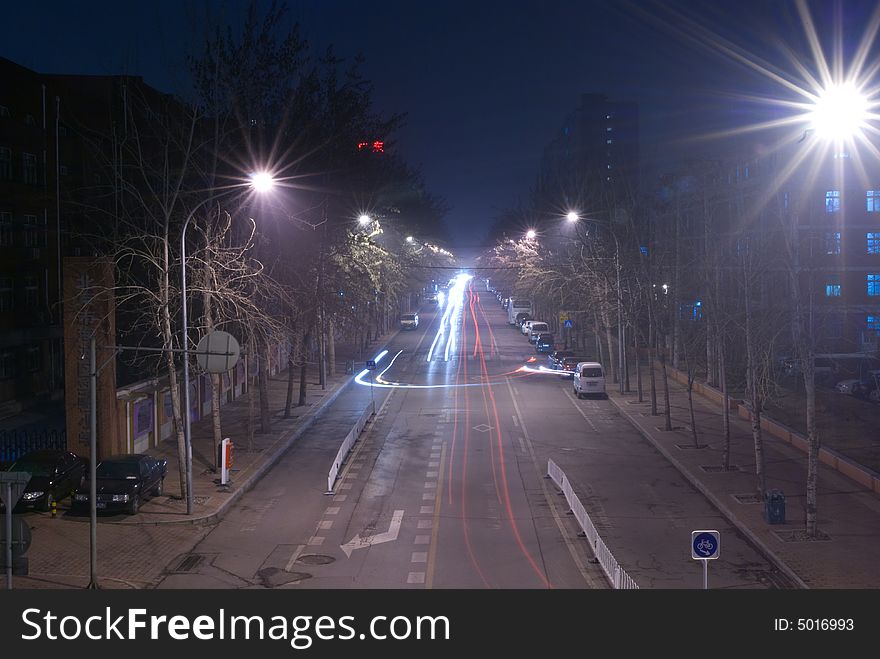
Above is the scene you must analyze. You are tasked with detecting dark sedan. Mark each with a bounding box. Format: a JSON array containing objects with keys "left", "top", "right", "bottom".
[
  {"left": 73, "top": 454, "right": 167, "bottom": 515},
  {"left": 3, "top": 449, "right": 87, "bottom": 512},
  {"left": 559, "top": 356, "right": 588, "bottom": 376},
  {"left": 548, "top": 349, "right": 575, "bottom": 369},
  {"left": 535, "top": 333, "right": 555, "bottom": 354}
]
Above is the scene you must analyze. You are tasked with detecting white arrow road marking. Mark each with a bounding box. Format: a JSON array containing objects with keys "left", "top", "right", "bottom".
[{"left": 341, "top": 509, "right": 405, "bottom": 558}]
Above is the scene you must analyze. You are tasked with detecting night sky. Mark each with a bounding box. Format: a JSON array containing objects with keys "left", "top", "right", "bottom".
[{"left": 3, "top": 0, "right": 877, "bottom": 246}]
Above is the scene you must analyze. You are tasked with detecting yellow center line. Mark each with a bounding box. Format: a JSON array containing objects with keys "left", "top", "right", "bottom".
[{"left": 425, "top": 442, "right": 447, "bottom": 589}]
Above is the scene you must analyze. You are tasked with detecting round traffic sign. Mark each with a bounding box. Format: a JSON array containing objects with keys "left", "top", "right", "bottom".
[
  {"left": 691, "top": 530, "right": 720, "bottom": 560},
  {"left": 195, "top": 330, "right": 241, "bottom": 374}
]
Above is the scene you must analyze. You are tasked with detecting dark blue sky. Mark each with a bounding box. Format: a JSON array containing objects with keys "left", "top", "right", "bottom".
[{"left": 3, "top": 1, "right": 876, "bottom": 245}]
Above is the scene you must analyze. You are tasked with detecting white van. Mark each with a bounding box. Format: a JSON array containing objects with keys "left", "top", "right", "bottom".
[
  {"left": 572, "top": 362, "right": 606, "bottom": 398},
  {"left": 508, "top": 298, "right": 531, "bottom": 324},
  {"left": 527, "top": 322, "right": 550, "bottom": 343}
]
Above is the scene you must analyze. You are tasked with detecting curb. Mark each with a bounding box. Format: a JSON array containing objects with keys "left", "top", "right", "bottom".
[
  {"left": 132, "top": 335, "right": 400, "bottom": 527},
  {"left": 606, "top": 392, "right": 811, "bottom": 590}
]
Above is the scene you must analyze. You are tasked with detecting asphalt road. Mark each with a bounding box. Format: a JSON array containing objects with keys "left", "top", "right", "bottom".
[{"left": 156, "top": 279, "right": 790, "bottom": 589}]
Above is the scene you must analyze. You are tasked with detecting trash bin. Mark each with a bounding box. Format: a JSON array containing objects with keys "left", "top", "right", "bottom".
[{"left": 765, "top": 489, "right": 785, "bottom": 524}]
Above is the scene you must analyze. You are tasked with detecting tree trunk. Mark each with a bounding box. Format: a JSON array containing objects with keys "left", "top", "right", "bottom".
[
  {"left": 258, "top": 339, "right": 271, "bottom": 433},
  {"left": 744, "top": 265, "right": 766, "bottom": 498},
  {"left": 328, "top": 324, "right": 336, "bottom": 377},
  {"left": 649, "top": 311, "right": 658, "bottom": 416},
  {"left": 162, "top": 306, "right": 187, "bottom": 500},
  {"left": 298, "top": 329, "right": 311, "bottom": 407},
  {"left": 284, "top": 329, "right": 301, "bottom": 419},
  {"left": 603, "top": 307, "right": 616, "bottom": 385},
  {"left": 659, "top": 334, "right": 672, "bottom": 431},
  {"left": 720, "top": 339, "right": 731, "bottom": 470},
  {"left": 636, "top": 330, "right": 643, "bottom": 403},
  {"left": 210, "top": 373, "right": 221, "bottom": 472},
  {"left": 246, "top": 343, "right": 255, "bottom": 451},
  {"left": 804, "top": 358, "right": 819, "bottom": 536}
]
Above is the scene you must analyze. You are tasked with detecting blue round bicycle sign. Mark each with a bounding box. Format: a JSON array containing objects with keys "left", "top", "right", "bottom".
[{"left": 691, "top": 530, "right": 720, "bottom": 560}]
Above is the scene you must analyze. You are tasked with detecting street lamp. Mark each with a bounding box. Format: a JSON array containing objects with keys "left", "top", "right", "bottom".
[
  {"left": 807, "top": 82, "right": 869, "bottom": 142},
  {"left": 358, "top": 214, "right": 371, "bottom": 225},
  {"left": 526, "top": 229, "right": 537, "bottom": 240},
  {"left": 406, "top": 235, "right": 414, "bottom": 243},
  {"left": 566, "top": 211, "right": 579, "bottom": 223},
  {"left": 180, "top": 172, "right": 274, "bottom": 514}
]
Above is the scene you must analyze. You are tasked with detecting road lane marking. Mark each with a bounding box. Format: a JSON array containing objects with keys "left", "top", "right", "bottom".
[
  {"left": 424, "top": 482, "right": 437, "bottom": 489},
  {"left": 411, "top": 552, "right": 428, "bottom": 563},
  {"left": 284, "top": 544, "right": 306, "bottom": 572},
  {"left": 420, "top": 506, "right": 433, "bottom": 514},
  {"left": 318, "top": 520, "right": 333, "bottom": 530},
  {"left": 407, "top": 572, "right": 426, "bottom": 584},
  {"left": 308, "top": 536, "right": 325, "bottom": 546},
  {"left": 517, "top": 434, "right": 527, "bottom": 453},
  {"left": 506, "top": 378, "right": 601, "bottom": 589},
  {"left": 425, "top": 442, "right": 447, "bottom": 589},
  {"left": 414, "top": 535, "right": 430, "bottom": 545},
  {"left": 512, "top": 415, "right": 519, "bottom": 427},
  {"left": 325, "top": 507, "right": 340, "bottom": 515},
  {"left": 333, "top": 494, "right": 347, "bottom": 502},
  {"left": 341, "top": 509, "right": 405, "bottom": 558},
  {"left": 429, "top": 461, "right": 440, "bottom": 467},
  {"left": 564, "top": 389, "right": 598, "bottom": 431}
]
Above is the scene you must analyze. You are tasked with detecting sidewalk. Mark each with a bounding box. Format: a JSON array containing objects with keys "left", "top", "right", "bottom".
[
  {"left": 608, "top": 374, "right": 880, "bottom": 588},
  {"left": 10, "top": 331, "right": 397, "bottom": 588},
  {"left": 123, "top": 332, "right": 398, "bottom": 525}
]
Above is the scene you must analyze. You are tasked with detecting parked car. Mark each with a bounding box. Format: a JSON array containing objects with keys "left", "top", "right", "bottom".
[
  {"left": 399, "top": 312, "right": 419, "bottom": 330},
  {"left": 73, "top": 454, "right": 167, "bottom": 515},
  {"left": 835, "top": 369, "right": 880, "bottom": 395},
  {"left": 516, "top": 313, "right": 532, "bottom": 329},
  {"left": 521, "top": 319, "right": 535, "bottom": 335},
  {"left": 2, "top": 449, "right": 88, "bottom": 512},
  {"left": 528, "top": 322, "right": 550, "bottom": 343},
  {"left": 572, "top": 362, "right": 607, "bottom": 398},
  {"left": 559, "top": 356, "right": 586, "bottom": 376},
  {"left": 535, "top": 333, "right": 555, "bottom": 354},
  {"left": 548, "top": 349, "right": 575, "bottom": 369},
  {"left": 852, "top": 374, "right": 880, "bottom": 403}
]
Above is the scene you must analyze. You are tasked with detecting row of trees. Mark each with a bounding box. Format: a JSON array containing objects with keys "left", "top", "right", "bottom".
[
  {"left": 68, "top": 3, "right": 454, "bottom": 503},
  {"left": 480, "top": 154, "right": 840, "bottom": 539}
]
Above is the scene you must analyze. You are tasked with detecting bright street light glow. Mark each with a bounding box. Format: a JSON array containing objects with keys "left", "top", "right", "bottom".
[
  {"left": 808, "top": 82, "right": 869, "bottom": 141},
  {"left": 249, "top": 172, "right": 275, "bottom": 193},
  {"left": 566, "top": 211, "right": 579, "bottom": 222},
  {"left": 358, "top": 214, "right": 371, "bottom": 225},
  {"left": 406, "top": 236, "right": 414, "bottom": 243},
  {"left": 526, "top": 229, "right": 537, "bottom": 240}
]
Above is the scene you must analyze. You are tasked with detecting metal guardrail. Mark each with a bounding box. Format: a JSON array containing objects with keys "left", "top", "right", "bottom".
[
  {"left": 325, "top": 400, "right": 376, "bottom": 494},
  {"left": 547, "top": 458, "right": 639, "bottom": 590},
  {"left": 0, "top": 429, "right": 67, "bottom": 465}
]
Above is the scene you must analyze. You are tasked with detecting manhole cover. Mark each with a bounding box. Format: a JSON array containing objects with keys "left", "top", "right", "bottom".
[
  {"left": 171, "top": 554, "right": 206, "bottom": 572},
  {"left": 733, "top": 493, "right": 762, "bottom": 504},
  {"left": 296, "top": 554, "right": 336, "bottom": 566},
  {"left": 701, "top": 465, "right": 740, "bottom": 472},
  {"left": 258, "top": 567, "right": 312, "bottom": 587}
]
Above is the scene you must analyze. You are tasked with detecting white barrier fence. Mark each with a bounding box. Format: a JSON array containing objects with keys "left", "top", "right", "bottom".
[
  {"left": 547, "top": 459, "right": 639, "bottom": 590},
  {"left": 326, "top": 400, "right": 376, "bottom": 494}
]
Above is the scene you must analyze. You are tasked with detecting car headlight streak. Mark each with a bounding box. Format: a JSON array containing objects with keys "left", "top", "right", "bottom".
[{"left": 428, "top": 273, "right": 471, "bottom": 363}]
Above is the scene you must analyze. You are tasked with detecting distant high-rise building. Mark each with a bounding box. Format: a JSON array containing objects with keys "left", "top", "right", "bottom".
[{"left": 536, "top": 93, "right": 640, "bottom": 211}]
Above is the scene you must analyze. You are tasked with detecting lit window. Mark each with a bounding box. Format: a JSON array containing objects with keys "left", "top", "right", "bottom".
[
  {"left": 825, "top": 231, "right": 841, "bottom": 255},
  {"left": 867, "top": 190, "right": 880, "bottom": 212},
  {"left": 868, "top": 274, "right": 880, "bottom": 296},
  {"left": 606, "top": 139, "right": 612, "bottom": 144},
  {"left": 825, "top": 275, "right": 841, "bottom": 297},
  {"left": 606, "top": 127, "right": 613, "bottom": 132},
  {"left": 868, "top": 233, "right": 880, "bottom": 254},
  {"left": 825, "top": 190, "right": 840, "bottom": 213},
  {"left": 744, "top": 166, "right": 750, "bottom": 178}
]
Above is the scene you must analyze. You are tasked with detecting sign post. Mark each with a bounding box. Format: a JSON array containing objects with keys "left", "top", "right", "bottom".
[
  {"left": 220, "top": 438, "right": 234, "bottom": 486},
  {"left": 366, "top": 360, "right": 377, "bottom": 405},
  {"left": 691, "top": 529, "right": 720, "bottom": 589}
]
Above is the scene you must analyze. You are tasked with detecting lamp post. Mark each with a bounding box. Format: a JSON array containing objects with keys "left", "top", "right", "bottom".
[{"left": 180, "top": 172, "right": 273, "bottom": 514}]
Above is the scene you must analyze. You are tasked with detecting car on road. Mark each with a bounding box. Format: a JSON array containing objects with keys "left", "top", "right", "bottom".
[
  {"left": 399, "top": 312, "right": 419, "bottom": 330},
  {"left": 73, "top": 454, "right": 167, "bottom": 515},
  {"left": 572, "top": 362, "right": 607, "bottom": 398},
  {"left": 535, "top": 333, "right": 555, "bottom": 354},
  {"left": 528, "top": 322, "right": 550, "bottom": 343},
  {"left": 548, "top": 349, "right": 575, "bottom": 369},
  {"left": 2, "top": 449, "right": 88, "bottom": 512},
  {"left": 835, "top": 369, "right": 880, "bottom": 395}
]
